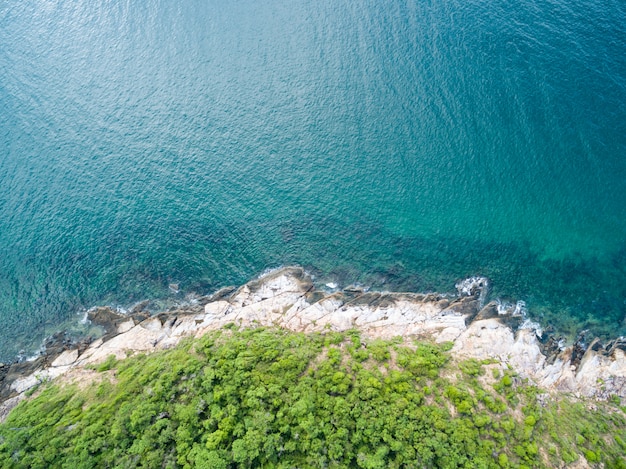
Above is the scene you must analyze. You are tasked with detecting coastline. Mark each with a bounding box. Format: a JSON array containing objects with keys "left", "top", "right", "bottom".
[{"left": 1, "top": 266, "right": 625, "bottom": 422}]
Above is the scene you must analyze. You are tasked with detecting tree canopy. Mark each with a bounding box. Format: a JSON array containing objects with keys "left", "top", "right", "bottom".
[{"left": 1, "top": 326, "right": 624, "bottom": 468}]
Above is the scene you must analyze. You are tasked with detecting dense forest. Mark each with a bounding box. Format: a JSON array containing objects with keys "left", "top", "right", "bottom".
[{"left": 1, "top": 326, "right": 625, "bottom": 468}]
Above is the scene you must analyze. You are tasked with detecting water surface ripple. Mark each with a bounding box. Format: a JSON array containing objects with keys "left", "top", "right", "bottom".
[{"left": 1, "top": 0, "right": 625, "bottom": 359}]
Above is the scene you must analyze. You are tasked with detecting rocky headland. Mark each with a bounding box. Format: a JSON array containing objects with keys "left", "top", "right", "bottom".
[{"left": 1, "top": 266, "right": 625, "bottom": 422}]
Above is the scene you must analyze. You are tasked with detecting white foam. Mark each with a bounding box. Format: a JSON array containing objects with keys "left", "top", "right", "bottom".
[
  {"left": 257, "top": 265, "right": 288, "bottom": 279},
  {"left": 456, "top": 276, "right": 490, "bottom": 307},
  {"left": 455, "top": 276, "right": 489, "bottom": 296},
  {"left": 496, "top": 299, "right": 527, "bottom": 317},
  {"left": 520, "top": 318, "right": 543, "bottom": 338},
  {"left": 79, "top": 310, "right": 90, "bottom": 325},
  {"left": 495, "top": 299, "right": 541, "bottom": 336},
  {"left": 513, "top": 300, "right": 527, "bottom": 316}
]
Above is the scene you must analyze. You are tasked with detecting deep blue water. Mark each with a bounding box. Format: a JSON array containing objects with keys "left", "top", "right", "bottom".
[{"left": 1, "top": 0, "right": 625, "bottom": 360}]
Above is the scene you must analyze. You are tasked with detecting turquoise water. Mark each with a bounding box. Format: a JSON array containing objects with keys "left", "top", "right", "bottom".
[{"left": 1, "top": 0, "right": 625, "bottom": 360}]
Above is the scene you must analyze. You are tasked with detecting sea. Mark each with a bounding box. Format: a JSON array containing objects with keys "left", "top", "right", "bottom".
[{"left": 1, "top": 0, "right": 625, "bottom": 361}]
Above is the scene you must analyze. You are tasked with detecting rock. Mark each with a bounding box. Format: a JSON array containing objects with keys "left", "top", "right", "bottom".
[
  {"left": 42, "top": 331, "right": 73, "bottom": 358},
  {"left": 129, "top": 300, "right": 151, "bottom": 314},
  {"left": 305, "top": 290, "right": 326, "bottom": 304},
  {"left": 141, "top": 317, "right": 166, "bottom": 332},
  {"left": 606, "top": 336, "right": 626, "bottom": 356},
  {"left": 10, "top": 374, "right": 42, "bottom": 394},
  {"left": 3, "top": 266, "right": 626, "bottom": 412},
  {"left": 455, "top": 276, "right": 489, "bottom": 305},
  {"left": 244, "top": 267, "right": 312, "bottom": 298},
  {"left": 0, "top": 357, "right": 46, "bottom": 403},
  {"left": 345, "top": 292, "right": 380, "bottom": 307},
  {"left": 443, "top": 296, "right": 480, "bottom": 319},
  {"left": 130, "top": 310, "right": 151, "bottom": 323},
  {"left": 0, "top": 394, "right": 26, "bottom": 424},
  {"left": 452, "top": 318, "right": 515, "bottom": 360},
  {"left": 571, "top": 330, "right": 593, "bottom": 369},
  {"left": 209, "top": 286, "right": 237, "bottom": 302},
  {"left": 474, "top": 302, "right": 499, "bottom": 320},
  {"left": 51, "top": 350, "right": 79, "bottom": 368},
  {"left": 88, "top": 307, "right": 130, "bottom": 341},
  {"left": 204, "top": 300, "right": 231, "bottom": 318},
  {"left": 510, "top": 329, "right": 545, "bottom": 374},
  {"left": 79, "top": 322, "right": 165, "bottom": 366},
  {"left": 117, "top": 319, "right": 135, "bottom": 334},
  {"left": 539, "top": 336, "right": 564, "bottom": 365},
  {"left": 75, "top": 337, "right": 94, "bottom": 356}
]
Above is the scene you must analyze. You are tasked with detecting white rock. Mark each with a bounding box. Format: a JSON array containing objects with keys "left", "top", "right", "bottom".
[
  {"left": 204, "top": 300, "right": 230, "bottom": 317},
  {"left": 140, "top": 317, "right": 164, "bottom": 332},
  {"left": 11, "top": 374, "right": 42, "bottom": 394},
  {"left": 117, "top": 319, "right": 135, "bottom": 334},
  {"left": 51, "top": 349, "right": 79, "bottom": 367},
  {"left": 5, "top": 266, "right": 626, "bottom": 410}
]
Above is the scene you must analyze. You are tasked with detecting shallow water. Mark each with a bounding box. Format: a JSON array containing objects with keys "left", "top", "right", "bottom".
[{"left": 1, "top": 0, "right": 625, "bottom": 360}]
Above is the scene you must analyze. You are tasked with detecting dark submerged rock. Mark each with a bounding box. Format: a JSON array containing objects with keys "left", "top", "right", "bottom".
[
  {"left": 570, "top": 330, "right": 593, "bottom": 369},
  {"left": 88, "top": 306, "right": 129, "bottom": 341},
  {"left": 129, "top": 300, "right": 151, "bottom": 314},
  {"left": 208, "top": 286, "right": 237, "bottom": 302},
  {"left": 539, "top": 336, "right": 564, "bottom": 365},
  {"left": 605, "top": 336, "right": 626, "bottom": 356},
  {"left": 443, "top": 296, "right": 481, "bottom": 322}
]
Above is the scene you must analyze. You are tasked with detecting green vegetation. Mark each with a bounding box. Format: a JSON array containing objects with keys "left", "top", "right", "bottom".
[{"left": 0, "top": 327, "right": 624, "bottom": 468}]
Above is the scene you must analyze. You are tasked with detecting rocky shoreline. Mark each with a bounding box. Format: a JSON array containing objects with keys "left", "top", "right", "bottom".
[{"left": 1, "top": 266, "right": 625, "bottom": 422}]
